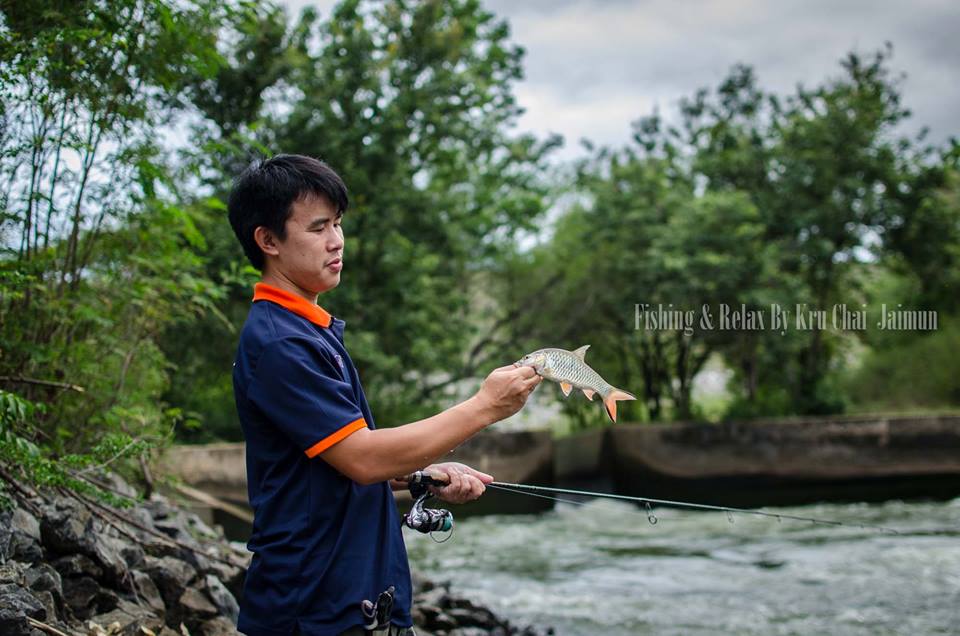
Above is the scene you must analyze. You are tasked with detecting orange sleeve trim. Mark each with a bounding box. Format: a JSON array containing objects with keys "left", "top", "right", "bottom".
[{"left": 304, "top": 417, "right": 367, "bottom": 458}]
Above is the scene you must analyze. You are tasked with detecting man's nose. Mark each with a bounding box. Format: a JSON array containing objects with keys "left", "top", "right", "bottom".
[{"left": 328, "top": 233, "right": 344, "bottom": 251}]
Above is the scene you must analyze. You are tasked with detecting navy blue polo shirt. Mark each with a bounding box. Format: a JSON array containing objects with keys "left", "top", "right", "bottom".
[{"left": 233, "top": 282, "right": 412, "bottom": 636}]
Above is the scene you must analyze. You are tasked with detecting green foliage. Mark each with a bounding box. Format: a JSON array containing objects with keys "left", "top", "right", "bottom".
[
  {"left": 0, "top": 389, "right": 148, "bottom": 509},
  {"left": 2, "top": 0, "right": 957, "bottom": 456},
  {"left": 164, "top": 0, "right": 560, "bottom": 433},
  {"left": 843, "top": 315, "right": 960, "bottom": 410},
  {"left": 0, "top": 1, "right": 244, "bottom": 486},
  {"left": 497, "top": 46, "right": 960, "bottom": 424}
]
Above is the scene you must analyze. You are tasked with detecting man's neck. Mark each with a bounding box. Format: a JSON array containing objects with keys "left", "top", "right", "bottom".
[{"left": 259, "top": 271, "right": 319, "bottom": 304}]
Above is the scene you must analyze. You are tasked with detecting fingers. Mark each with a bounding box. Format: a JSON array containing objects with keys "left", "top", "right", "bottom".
[
  {"left": 425, "top": 470, "right": 450, "bottom": 485},
  {"left": 461, "top": 464, "right": 494, "bottom": 485},
  {"left": 490, "top": 364, "right": 537, "bottom": 378},
  {"left": 427, "top": 463, "right": 488, "bottom": 503},
  {"left": 513, "top": 365, "right": 538, "bottom": 378}
]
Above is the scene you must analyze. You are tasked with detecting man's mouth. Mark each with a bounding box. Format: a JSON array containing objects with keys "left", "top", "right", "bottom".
[{"left": 326, "top": 257, "right": 342, "bottom": 272}]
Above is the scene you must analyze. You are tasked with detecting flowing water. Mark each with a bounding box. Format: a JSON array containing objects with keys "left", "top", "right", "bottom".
[{"left": 405, "top": 495, "right": 960, "bottom": 635}]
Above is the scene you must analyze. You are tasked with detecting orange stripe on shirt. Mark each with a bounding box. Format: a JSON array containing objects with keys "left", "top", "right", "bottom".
[{"left": 304, "top": 417, "right": 367, "bottom": 458}]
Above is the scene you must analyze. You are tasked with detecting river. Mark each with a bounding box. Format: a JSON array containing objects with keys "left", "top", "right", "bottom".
[{"left": 405, "top": 495, "right": 960, "bottom": 635}]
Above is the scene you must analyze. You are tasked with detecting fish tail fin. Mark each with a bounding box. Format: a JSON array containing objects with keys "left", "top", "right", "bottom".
[{"left": 603, "top": 388, "right": 636, "bottom": 423}]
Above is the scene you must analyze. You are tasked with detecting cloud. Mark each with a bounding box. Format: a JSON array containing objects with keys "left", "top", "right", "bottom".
[
  {"left": 278, "top": 0, "right": 960, "bottom": 161},
  {"left": 483, "top": 0, "right": 960, "bottom": 159}
]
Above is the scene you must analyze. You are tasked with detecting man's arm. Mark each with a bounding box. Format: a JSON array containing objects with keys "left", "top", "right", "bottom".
[{"left": 321, "top": 365, "right": 540, "bottom": 485}]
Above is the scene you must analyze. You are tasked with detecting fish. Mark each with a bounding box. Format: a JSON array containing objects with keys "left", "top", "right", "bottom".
[{"left": 516, "top": 346, "right": 636, "bottom": 423}]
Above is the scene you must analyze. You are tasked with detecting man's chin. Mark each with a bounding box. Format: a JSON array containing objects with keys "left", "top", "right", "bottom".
[{"left": 317, "top": 274, "right": 342, "bottom": 293}]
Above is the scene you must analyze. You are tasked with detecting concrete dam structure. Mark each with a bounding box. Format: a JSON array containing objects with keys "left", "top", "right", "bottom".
[{"left": 161, "top": 414, "right": 960, "bottom": 534}]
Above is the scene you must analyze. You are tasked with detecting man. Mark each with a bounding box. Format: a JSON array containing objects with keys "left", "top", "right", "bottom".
[{"left": 228, "top": 154, "right": 540, "bottom": 636}]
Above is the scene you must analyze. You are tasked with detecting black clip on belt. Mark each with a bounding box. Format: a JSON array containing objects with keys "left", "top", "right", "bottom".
[{"left": 361, "top": 585, "right": 395, "bottom": 635}]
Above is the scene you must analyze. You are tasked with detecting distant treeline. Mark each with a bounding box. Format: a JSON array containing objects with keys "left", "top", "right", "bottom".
[{"left": 1, "top": 0, "right": 958, "bottom": 492}]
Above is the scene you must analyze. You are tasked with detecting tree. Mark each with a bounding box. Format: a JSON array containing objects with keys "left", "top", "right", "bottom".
[
  {"left": 163, "top": 0, "right": 560, "bottom": 434},
  {"left": 0, "top": 0, "right": 239, "bottom": 475}
]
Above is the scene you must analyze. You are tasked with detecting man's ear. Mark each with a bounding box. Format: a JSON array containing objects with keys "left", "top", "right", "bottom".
[{"left": 253, "top": 226, "right": 281, "bottom": 257}]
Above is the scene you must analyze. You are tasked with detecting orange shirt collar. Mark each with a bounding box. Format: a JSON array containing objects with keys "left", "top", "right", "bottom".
[{"left": 253, "top": 282, "right": 332, "bottom": 328}]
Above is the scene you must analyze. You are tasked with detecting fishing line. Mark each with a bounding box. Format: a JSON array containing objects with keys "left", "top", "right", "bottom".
[{"left": 487, "top": 482, "right": 903, "bottom": 535}]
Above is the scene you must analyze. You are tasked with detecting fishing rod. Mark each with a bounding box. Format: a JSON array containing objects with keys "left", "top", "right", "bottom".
[{"left": 487, "top": 481, "right": 904, "bottom": 535}]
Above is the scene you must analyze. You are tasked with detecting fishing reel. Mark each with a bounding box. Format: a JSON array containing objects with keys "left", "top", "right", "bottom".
[{"left": 401, "top": 471, "right": 454, "bottom": 538}]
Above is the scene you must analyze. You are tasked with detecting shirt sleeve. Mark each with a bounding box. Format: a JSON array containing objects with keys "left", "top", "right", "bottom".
[{"left": 247, "top": 337, "right": 367, "bottom": 458}]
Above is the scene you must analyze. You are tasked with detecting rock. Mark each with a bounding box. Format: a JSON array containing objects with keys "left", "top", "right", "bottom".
[
  {"left": 417, "top": 605, "right": 458, "bottom": 633},
  {"left": 25, "top": 562, "right": 62, "bottom": 595},
  {"left": 179, "top": 547, "right": 212, "bottom": 577},
  {"left": 94, "top": 585, "right": 121, "bottom": 615},
  {"left": 10, "top": 535, "right": 43, "bottom": 564},
  {"left": 142, "top": 496, "right": 176, "bottom": 522},
  {"left": 25, "top": 563, "right": 63, "bottom": 618},
  {"left": 172, "top": 586, "right": 218, "bottom": 632},
  {"left": 30, "top": 589, "right": 57, "bottom": 624},
  {"left": 62, "top": 575, "right": 100, "bottom": 618},
  {"left": 87, "top": 528, "right": 129, "bottom": 586},
  {"left": 141, "top": 555, "right": 197, "bottom": 609},
  {"left": 0, "top": 508, "right": 44, "bottom": 564},
  {"left": 127, "top": 505, "right": 158, "bottom": 532},
  {"left": 411, "top": 569, "right": 435, "bottom": 593},
  {"left": 132, "top": 570, "right": 165, "bottom": 617},
  {"left": 52, "top": 554, "right": 103, "bottom": 580},
  {"left": 155, "top": 517, "right": 195, "bottom": 545},
  {"left": 0, "top": 561, "right": 26, "bottom": 585},
  {"left": 110, "top": 533, "right": 146, "bottom": 570},
  {"left": 199, "top": 616, "right": 241, "bottom": 636},
  {"left": 185, "top": 513, "right": 221, "bottom": 542},
  {"left": 0, "top": 585, "right": 46, "bottom": 632},
  {"left": 415, "top": 586, "right": 448, "bottom": 608},
  {"left": 449, "top": 629, "right": 494, "bottom": 636},
  {"left": 40, "top": 500, "right": 91, "bottom": 556},
  {"left": 41, "top": 500, "right": 127, "bottom": 585},
  {"left": 89, "top": 598, "right": 166, "bottom": 636},
  {"left": 12, "top": 507, "right": 41, "bottom": 540},
  {"left": 204, "top": 574, "right": 239, "bottom": 623},
  {"left": 204, "top": 557, "right": 245, "bottom": 601},
  {"left": 0, "top": 469, "right": 549, "bottom": 636},
  {"left": 0, "top": 606, "right": 31, "bottom": 636},
  {"left": 446, "top": 608, "right": 491, "bottom": 628},
  {"left": 178, "top": 586, "right": 217, "bottom": 617}
]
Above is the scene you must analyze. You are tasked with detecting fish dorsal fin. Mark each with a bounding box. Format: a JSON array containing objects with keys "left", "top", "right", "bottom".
[{"left": 572, "top": 345, "right": 590, "bottom": 361}]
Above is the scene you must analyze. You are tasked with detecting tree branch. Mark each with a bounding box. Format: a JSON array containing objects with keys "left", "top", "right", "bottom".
[{"left": 0, "top": 375, "right": 86, "bottom": 393}]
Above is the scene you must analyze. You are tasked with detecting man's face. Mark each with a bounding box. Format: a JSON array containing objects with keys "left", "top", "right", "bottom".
[{"left": 268, "top": 194, "right": 344, "bottom": 294}]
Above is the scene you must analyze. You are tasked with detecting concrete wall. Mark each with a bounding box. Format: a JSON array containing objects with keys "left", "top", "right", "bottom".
[
  {"left": 609, "top": 414, "right": 960, "bottom": 507},
  {"left": 162, "top": 415, "right": 960, "bottom": 520}
]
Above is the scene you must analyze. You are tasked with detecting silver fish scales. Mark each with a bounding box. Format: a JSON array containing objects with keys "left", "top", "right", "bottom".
[{"left": 516, "top": 345, "right": 635, "bottom": 422}]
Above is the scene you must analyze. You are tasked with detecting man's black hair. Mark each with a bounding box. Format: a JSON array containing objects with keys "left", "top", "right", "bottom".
[{"left": 227, "top": 154, "right": 349, "bottom": 270}]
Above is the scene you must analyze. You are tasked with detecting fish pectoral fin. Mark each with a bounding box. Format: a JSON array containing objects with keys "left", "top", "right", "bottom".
[
  {"left": 603, "top": 388, "right": 637, "bottom": 423},
  {"left": 582, "top": 388, "right": 596, "bottom": 401},
  {"left": 572, "top": 345, "right": 590, "bottom": 361},
  {"left": 559, "top": 382, "right": 573, "bottom": 397}
]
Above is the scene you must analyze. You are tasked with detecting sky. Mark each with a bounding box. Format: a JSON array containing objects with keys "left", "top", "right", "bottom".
[{"left": 280, "top": 0, "right": 960, "bottom": 162}]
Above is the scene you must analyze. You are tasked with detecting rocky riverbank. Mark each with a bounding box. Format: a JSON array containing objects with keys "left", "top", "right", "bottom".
[{"left": 0, "top": 474, "right": 550, "bottom": 636}]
